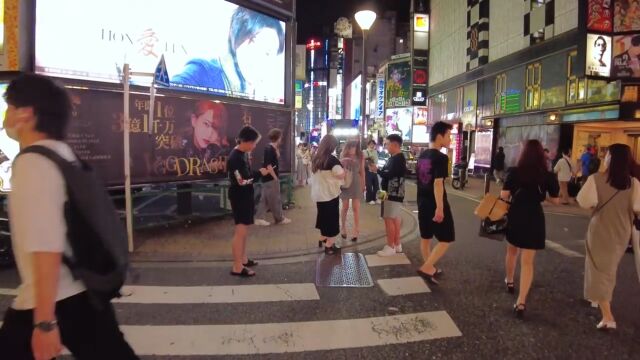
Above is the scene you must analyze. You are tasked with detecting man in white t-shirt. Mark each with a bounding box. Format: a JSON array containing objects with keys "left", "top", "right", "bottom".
[{"left": 0, "top": 74, "right": 137, "bottom": 360}]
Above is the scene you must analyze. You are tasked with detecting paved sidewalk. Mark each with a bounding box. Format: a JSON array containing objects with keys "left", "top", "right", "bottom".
[
  {"left": 449, "top": 176, "right": 590, "bottom": 218},
  {"left": 132, "top": 186, "right": 417, "bottom": 262}
]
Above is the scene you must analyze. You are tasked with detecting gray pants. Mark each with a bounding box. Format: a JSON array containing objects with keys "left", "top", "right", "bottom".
[{"left": 255, "top": 180, "right": 284, "bottom": 222}]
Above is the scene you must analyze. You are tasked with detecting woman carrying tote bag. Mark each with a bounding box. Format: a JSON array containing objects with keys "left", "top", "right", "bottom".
[{"left": 577, "top": 144, "right": 640, "bottom": 331}]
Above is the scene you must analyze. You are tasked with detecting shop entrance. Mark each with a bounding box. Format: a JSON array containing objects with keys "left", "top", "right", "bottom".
[{"left": 630, "top": 135, "right": 640, "bottom": 162}]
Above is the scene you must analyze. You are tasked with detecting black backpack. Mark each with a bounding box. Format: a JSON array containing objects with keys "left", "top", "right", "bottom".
[{"left": 17, "top": 145, "right": 129, "bottom": 308}]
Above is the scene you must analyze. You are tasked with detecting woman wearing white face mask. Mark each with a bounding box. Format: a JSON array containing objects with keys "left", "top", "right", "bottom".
[{"left": 577, "top": 144, "right": 640, "bottom": 331}]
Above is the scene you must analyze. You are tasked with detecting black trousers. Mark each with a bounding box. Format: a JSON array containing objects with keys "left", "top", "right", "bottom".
[
  {"left": 365, "top": 168, "right": 380, "bottom": 202},
  {"left": 0, "top": 292, "right": 138, "bottom": 360}
]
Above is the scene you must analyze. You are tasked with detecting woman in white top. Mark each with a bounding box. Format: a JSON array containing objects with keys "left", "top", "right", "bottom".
[
  {"left": 577, "top": 144, "right": 640, "bottom": 330},
  {"left": 310, "top": 135, "right": 345, "bottom": 255},
  {"left": 553, "top": 149, "right": 577, "bottom": 204}
]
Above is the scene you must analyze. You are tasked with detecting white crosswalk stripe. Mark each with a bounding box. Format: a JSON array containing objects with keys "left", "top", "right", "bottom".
[{"left": 365, "top": 253, "right": 412, "bottom": 267}]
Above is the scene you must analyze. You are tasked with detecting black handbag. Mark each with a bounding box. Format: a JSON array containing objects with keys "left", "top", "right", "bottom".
[{"left": 479, "top": 216, "right": 508, "bottom": 241}]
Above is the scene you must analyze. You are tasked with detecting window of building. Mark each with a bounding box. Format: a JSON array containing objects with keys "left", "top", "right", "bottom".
[
  {"left": 494, "top": 74, "right": 507, "bottom": 114},
  {"left": 567, "top": 51, "right": 586, "bottom": 104},
  {"left": 525, "top": 63, "right": 541, "bottom": 110}
]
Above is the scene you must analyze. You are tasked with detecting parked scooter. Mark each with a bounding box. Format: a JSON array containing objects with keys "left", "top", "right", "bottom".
[{"left": 451, "top": 162, "right": 468, "bottom": 190}]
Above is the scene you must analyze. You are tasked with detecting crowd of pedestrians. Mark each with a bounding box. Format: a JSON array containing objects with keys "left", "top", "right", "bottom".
[{"left": 0, "top": 74, "right": 638, "bottom": 359}]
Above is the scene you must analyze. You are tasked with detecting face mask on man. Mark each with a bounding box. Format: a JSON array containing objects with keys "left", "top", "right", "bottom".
[{"left": 4, "top": 125, "right": 20, "bottom": 142}]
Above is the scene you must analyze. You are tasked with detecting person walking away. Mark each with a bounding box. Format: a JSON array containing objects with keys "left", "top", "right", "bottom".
[
  {"left": 364, "top": 140, "right": 380, "bottom": 204},
  {"left": 577, "top": 144, "right": 640, "bottom": 330},
  {"left": 501, "top": 140, "right": 560, "bottom": 319},
  {"left": 493, "top": 147, "right": 506, "bottom": 184},
  {"left": 554, "top": 149, "right": 577, "bottom": 205},
  {"left": 295, "top": 143, "right": 310, "bottom": 186},
  {"left": 227, "top": 126, "right": 271, "bottom": 277},
  {"left": 339, "top": 141, "right": 366, "bottom": 242},
  {"left": 588, "top": 147, "right": 602, "bottom": 176},
  {"left": 377, "top": 134, "right": 407, "bottom": 256},
  {"left": 416, "top": 121, "right": 455, "bottom": 285},
  {"left": 255, "top": 128, "right": 291, "bottom": 226},
  {"left": 310, "top": 135, "right": 345, "bottom": 255},
  {"left": 580, "top": 146, "right": 593, "bottom": 184},
  {"left": 0, "top": 74, "right": 138, "bottom": 359},
  {"left": 544, "top": 148, "right": 552, "bottom": 171}
]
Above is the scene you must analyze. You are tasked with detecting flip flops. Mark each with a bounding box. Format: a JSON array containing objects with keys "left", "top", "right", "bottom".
[{"left": 230, "top": 267, "right": 256, "bottom": 277}]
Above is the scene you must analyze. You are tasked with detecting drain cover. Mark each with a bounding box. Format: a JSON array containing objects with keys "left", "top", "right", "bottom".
[{"left": 315, "top": 252, "right": 373, "bottom": 287}]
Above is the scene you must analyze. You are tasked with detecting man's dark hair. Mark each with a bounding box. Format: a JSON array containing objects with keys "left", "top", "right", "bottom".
[
  {"left": 386, "top": 134, "right": 403, "bottom": 146},
  {"left": 430, "top": 121, "right": 453, "bottom": 142},
  {"left": 498, "top": 146, "right": 504, "bottom": 152},
  {"left": 632, "top": 35, "right": 640, "bottom": 47},
  {"left": 4, "top": 74, "right": 71, "bottom": 140},
  {"left": 368, "top": 139, "right": 376, "bottom": 146},
  {"left": 237, "top": 125, "right": 261, "bottom": 143},
  {"left": 267, "top": 128, "right": 283, "bottom": 142}
]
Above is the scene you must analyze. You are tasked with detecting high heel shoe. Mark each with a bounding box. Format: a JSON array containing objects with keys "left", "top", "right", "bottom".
[
  {"left": 505, "top": 279, "right": 515, "bottom": 294},
  {"left": 513, "top": 303, "right": 526, "bottom": 319},
  {"left": 324, "top": 243, "right": 341, "bottom": 255},
  {"left": 596, "top": 320, "right": 617, "bottom": 331},
  {"left": 318, "top": 239, "right": 327, "bottom": 248}
]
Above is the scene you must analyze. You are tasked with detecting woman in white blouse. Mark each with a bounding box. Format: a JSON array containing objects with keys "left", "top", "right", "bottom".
[
  {"left": 553, "top": 149, "right": 577, "bottom": 204},
  {"left": 577, "top": 144, "right": 640, "bottom": 330}
]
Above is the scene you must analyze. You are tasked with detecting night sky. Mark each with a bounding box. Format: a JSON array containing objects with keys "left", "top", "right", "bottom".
[{"left": 296, "top": 0, "right": 410, "bottom": 42}]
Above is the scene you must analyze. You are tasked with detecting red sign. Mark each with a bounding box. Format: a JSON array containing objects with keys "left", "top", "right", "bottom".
[
  {"left": 588, "top": 0, "right": 613, "bottom": 32},
  {"left": 306, "top": 39, "right": 322, "bottom": 50},
  {"left": 414, "top": 69, "right": 428, "bottom": 85}
]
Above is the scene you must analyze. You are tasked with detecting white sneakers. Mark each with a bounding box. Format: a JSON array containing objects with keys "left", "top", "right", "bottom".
[
  {"left": 255, "top": 218, "right": 292, "bottom": 226},
  {"left": 368, "top": 201, "right": 376, "bottom": 205},
  {"left": 377, "top": 245, "right": 397, "bottom": 257},
  {"left": 376, "top": 200, "right": 382, "bottom": 204},
  {"left": 596, "top": 320, "right": 617, "bottom": 330},
  {"left": 396, "top": 244, "right": 403, "bottom": 253}
]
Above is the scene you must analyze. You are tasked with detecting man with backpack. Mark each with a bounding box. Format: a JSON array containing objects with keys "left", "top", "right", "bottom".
[{"left": 0, "top": 74, "right": 137, "bottom": 360}]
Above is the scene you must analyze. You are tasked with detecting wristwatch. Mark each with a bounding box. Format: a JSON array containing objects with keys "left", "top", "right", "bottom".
[{"left": 34, "top": 320, "right": 58, "bottom": 332}]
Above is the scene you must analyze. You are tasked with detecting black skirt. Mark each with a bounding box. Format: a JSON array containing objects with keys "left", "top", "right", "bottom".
[{"left": 316, "top": 196, "right": 340, "bottom": 238}]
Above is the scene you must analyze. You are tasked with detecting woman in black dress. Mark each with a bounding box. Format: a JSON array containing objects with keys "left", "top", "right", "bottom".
[{"left": 501, "top": 140, "right": 560, "bottom": 318}]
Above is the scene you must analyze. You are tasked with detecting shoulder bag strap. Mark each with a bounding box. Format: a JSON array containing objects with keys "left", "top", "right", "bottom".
[{"left": 593, "top": 190, "right": 621, "bottom": 215}]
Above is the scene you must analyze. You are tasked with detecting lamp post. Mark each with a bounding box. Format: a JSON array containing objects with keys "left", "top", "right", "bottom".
[{"left": 355, "top": 10, "right": 376, "bottom": 143}]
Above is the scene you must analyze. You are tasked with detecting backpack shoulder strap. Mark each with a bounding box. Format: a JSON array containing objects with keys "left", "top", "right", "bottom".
[{"left": 18, "top": 145, "right": 75, "bottom": 174}]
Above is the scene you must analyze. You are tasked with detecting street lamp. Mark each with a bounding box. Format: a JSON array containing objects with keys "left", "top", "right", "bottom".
[{"left": 355, "top": 10, "right": 376, "bottom": 143}]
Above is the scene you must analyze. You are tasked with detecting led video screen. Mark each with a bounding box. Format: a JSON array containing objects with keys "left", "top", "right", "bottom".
[{"left": 35, "top": 0, "right": 286, "bottom": 104}]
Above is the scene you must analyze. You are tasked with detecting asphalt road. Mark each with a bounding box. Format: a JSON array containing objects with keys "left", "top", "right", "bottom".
[{"left": 0, "top": 183, "right": 638, "bottom": 359}]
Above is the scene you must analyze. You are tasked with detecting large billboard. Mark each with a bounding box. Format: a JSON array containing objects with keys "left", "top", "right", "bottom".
[
  {"left": 586, "top": 34, "right": 613, "bottom": 77},
  {"left": 35, "top": 0, "right": 286, "bottom": 104},
  {"left": 350, "top": 75, "right": 361, "bottom": 120},
  {"left": 613, "top": 34, "right": 640, "bottom": 78},
  {"left": 386, "top": 60, "right": 411, "bottom": 108},
  {"left": 614, "top": 0, "right": 640, "bottom": 32},
  {"left": 0, "top": 88, "right": 291, "bottom": 191}
]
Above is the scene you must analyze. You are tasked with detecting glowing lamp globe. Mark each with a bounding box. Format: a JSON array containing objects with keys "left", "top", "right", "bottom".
[{"left": 355, "top": 10, "right": 377, "bottom": 31}]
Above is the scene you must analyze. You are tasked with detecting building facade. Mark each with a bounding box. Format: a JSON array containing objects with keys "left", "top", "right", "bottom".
[{"left": 425, "top": 0, "right": 640, "bottom": 172}]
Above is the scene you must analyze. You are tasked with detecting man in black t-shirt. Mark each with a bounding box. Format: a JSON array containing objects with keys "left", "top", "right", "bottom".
[
  {"left": 255, "top": 128, "right": 291, "bottom": 226},
  {"left": 416, "top": 121, "right": 455, "bottom": 285},
  {"left": 493, "top": 147, "right": 506, "bottom": 184},
  {"left": 377, "top": 134, "right": 407, "bottom": 257}
]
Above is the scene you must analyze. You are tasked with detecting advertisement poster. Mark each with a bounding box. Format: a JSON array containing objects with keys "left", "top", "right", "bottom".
[
  {"left": 375, "top": 74, "right": 385, "bottom": 120},
  {"left": 474, "top": 130, "right": 493, "bottom": 168},
  {"left": 35, "top": 0, "right": 286, "bottom": 104},
  {"left": 350, "top": 75, "right": 361, "bottom": 120},
  {"left": 386, "top": 60, "right": 411, "bottom": 108},
  {"left": 0, "top": 0, "right": 19, "bottom": 71},
  {"left": 586, "top": 34, "right": 612, "bottom": 77},
  {"left": 498, "top": 125, "right": 559, "bottom": 168},
  {"left": 588, "top": 0, "right": 613, "bottom": 32},
  {"left": 614, "top": 0, "right": 640, "bottom": 32},
  {"left": 0, "top": 88, "right": 291, "bottom": 191},
  {"left": 613, "top": 34, "right": 640, "bottom": 78},
  {"left": 412, "top": 107, "right": 429, "bottom": 144},
  {"left": 385, "top": 108, "right": 413, "bottom": 142}
]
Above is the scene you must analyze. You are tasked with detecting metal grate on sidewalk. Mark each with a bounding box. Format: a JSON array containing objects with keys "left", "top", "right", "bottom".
[{"left": 315, "top": 252, "right": 374, "bottom": 287}]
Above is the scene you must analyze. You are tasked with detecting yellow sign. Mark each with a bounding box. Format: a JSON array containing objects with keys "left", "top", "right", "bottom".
[{"left": 414, "top": 14, "right": 429, "bottom": 32}]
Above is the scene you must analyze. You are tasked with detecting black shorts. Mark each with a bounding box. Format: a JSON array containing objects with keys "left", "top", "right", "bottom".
[
  {"left": 229, "top": 186, "right": 255, "bottom": 225},
  {"left": 418, "top": 201, "right": 455, "bottom": 242},
  {"left": 316, "top": 196, "right": 340, "bottom": 238}
]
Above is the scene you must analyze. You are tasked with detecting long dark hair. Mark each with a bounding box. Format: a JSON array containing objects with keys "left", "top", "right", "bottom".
[
  {"left": 607, "top": 144, "right": 633, "bottom": 190},
  {"left": 516, "top": 140, "right": 547, "bottom": 185},
  {"left": 312, "top": 135, "right": 338, "bottom": 173}
]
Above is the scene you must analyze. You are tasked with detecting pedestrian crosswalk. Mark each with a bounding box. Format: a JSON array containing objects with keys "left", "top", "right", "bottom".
[{"left": 0, "top": 250, "right": 461, "bottom": 357}]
